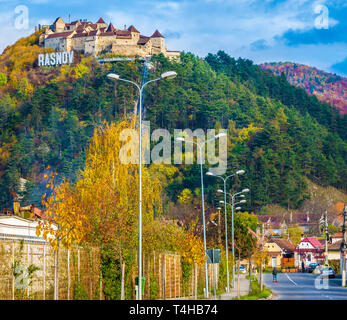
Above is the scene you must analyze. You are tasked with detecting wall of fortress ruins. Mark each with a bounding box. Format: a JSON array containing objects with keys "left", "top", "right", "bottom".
[{"left": 39, "top": 17, "right": 180, "bottom": 59}]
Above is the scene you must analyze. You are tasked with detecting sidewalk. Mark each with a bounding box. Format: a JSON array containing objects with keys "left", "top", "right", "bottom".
[{"left": 217, "top": 275, "right": 250, "bottom": 300}]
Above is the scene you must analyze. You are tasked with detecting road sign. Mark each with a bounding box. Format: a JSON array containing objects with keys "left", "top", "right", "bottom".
[{"left": 207, "top": 249, "right": 221, "bottom": 264}]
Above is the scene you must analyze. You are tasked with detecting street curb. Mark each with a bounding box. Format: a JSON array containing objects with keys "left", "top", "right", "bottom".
[{"left": 259, "top": 293, "right": 275, "bottom": 300}]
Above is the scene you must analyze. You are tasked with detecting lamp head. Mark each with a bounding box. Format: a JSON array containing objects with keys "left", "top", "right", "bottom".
[
  {"left": 176, "top": 137, "right": 185, "bottom": 142},
  {"left": 236, "top": 170, "right": 245, "bottom": 175},
  {"left": 242, "top": 188, "right": 250, "bottom": 193},
  {"left": 217, "top": 189, "right": 223, "bottom": 193},
  {"left": 240, "top": 199, "right": 246, "bottom": 204},
  {"left": 235, "top": 207, "right": 241, "bottom": 211},
  {"left": 206, "top": 172, "right": 214, "bottom": 176},
  {"left": 217, "top": 207, "right": 222, "bottom": 210},
  {"left": 107, "top": 73, "right": 120, "bottom": 81},
  {"left": 219, "top": 200, "right": 224, "bottom": 204},
  {"left": 161, "top": 71, "right": 177, "bottom": 79}
]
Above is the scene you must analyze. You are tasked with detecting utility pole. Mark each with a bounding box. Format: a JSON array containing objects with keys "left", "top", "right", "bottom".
[
  {"left": 217, "top": 208, "right": 222, "bottom": 245},
  {"left": 260, "top": 223, "right": 264, "bottom": 292},
  {"left": 341, "top": 206, "right": 347, "bottom": 287}
]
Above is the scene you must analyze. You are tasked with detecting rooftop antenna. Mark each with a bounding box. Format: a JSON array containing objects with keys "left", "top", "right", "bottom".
[{"left": 124, "top": 24, "right": 126, "bottom": 30}]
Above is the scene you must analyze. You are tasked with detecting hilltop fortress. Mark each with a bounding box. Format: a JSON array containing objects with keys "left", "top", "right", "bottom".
[{"left": 38, "top": 17, "right": 180, "bottom": 59}]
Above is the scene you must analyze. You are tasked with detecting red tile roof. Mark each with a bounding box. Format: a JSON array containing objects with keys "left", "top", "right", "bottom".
[
  {"left": 329, "top": 240, "right": 342, "bottom": 251},
  {"left": 75, "top": 25, "right": 85, "bottom": 32},
  {"left": 116, "top": 30, "right": 130, "bottom": 36},
  {"left": 97, "top": 17, "right": 106, "bottom": 24},
  {"left": 72, "top": 33, "right": 87, "bottom": 38},
  {"left": 88, "top": 23, "right": 98, "bottom": 29},
  {"left": 151, "top": 30, "right": 164, "bottom": 38},
  {"left": 270, "top": 238, "right": 296, "bottom": 252},
  {"left": 138, "top": 36, "right": 150, "bottom": 45},
  {"left": 87, "top": 30, "right": 98, "bottom": 36},
  {"left": 100, "top": 31, "right": 117, "bottom": 37},
  {"left": 332, "top": 233, "right": 343, "bottom": 238},
  {"left": 257, "top": 215, "right": 285, "bottom": 229},
  {"left": 301, "top": 237, "right": 324, "bottom": 249},
  {"left": 128, "top": 25, "right": 140, "bottom": 33},
  {"left": 106, "top": 23, "right": 115, "bottom": 32},
  {"left": 46, "top": 31, "right": 74, "bottom": 39}
]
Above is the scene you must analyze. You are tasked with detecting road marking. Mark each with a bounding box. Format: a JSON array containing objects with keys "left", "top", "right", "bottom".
[{"left": 285, "top": 273, "right": 298, "bottom": 286}]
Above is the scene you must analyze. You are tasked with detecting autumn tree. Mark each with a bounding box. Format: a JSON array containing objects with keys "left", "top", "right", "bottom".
[
  {"left": 233, "top": 212, "right": 259, "bottom": 297},
  {"left": 37, "top": 119, "right": 163, "bottom": 298},
  {"left": 284, "top": 225, "right": 304, "bottom": 246}
]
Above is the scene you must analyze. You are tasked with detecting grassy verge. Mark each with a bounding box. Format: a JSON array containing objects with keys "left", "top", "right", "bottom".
[{"left": 232, "top": 277, "right": 272, "bottom": 300}]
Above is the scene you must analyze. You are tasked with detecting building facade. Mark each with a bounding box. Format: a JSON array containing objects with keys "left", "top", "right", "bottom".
[
  {"left": 295, "top": 237, "right": 324, "bottom": 267},
  {"left": 39, "top": 17, "right": 180, "bottom": 59}
]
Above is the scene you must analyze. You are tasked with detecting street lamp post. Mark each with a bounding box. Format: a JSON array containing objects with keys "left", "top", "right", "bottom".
[
  {"left": 176, "top": 133, "right": 226, "bottom": 298},
  {"left": 206, "top": 170, "right": 245, "bottom": 292},
  {"left": 107, "top": 71, "right": 177, "bottom": 300},
  {"left": 219, "top": 188, "right": 249, "bottom": 288}
]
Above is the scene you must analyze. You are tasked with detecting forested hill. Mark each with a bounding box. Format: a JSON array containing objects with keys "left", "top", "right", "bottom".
[
  {"left": 260, "top": 62, "right": 347, "bottom": 116},
  {"left": 0, "top": 33, "right": 346, "bottom": 214}
]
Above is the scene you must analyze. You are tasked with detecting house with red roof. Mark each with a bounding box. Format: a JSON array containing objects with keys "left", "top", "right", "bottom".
[
  {"left": 38, "top": 17, "right": 180, "bottom": 59},
  {"left": 330, "top": 233, "right": 343, "bottom": 244},
  {"left": 296, "top": 237, "right": 325, "bottom": 268}
]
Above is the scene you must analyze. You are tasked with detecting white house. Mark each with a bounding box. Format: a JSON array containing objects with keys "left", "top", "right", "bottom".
[
  {"left": 295, "top": 237, "right": 325, "bottom": 267},
  {"left": 0, "top": 215, "right": 56, "bottom": 243}
]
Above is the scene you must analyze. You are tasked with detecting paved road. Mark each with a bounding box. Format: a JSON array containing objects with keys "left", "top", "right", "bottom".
[{"left": 263, "top": 272, "right": 347, "bottom": 300}]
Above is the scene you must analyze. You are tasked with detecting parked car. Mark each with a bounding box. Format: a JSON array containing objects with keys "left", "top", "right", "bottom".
[
  {"left": 307, "top": 263, "right": 319, "bottom": 273},
  {"left": 320, "top": 266, "right": 335, "bottom": 278}
]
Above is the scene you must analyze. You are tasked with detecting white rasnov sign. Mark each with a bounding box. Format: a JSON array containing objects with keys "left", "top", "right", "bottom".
[{"left": 38, "top": 51, "right": 74, "bottom": 67}]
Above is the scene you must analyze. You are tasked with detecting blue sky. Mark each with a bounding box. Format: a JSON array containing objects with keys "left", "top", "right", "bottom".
[{"left": 0, "top": 0, "right": 346, "bottom": 76}]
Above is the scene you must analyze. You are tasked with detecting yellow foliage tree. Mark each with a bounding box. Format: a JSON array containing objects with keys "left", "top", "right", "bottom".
[
  {"left": 284, "top": 225, "right": 304, "bottom": 246},
  {"left": 178, "top": 188, "right": 193, "bottom": 205},
  {"left": 36, "top": 170, "right": 87, "bottom": 250},
  {"left": 37, "top": 119, "right": 162, "bottom": 258},
  {"left": 176, "top": 230, "right": 206, "bottom": 265},
  {"left": 227, "top": 119, "right": 261, "bottom": 153}
]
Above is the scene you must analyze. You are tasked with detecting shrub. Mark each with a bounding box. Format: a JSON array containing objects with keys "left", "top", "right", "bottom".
[
  {"left": 0, "top": 73, "right": 7, "bottom": 86},
  {"left": 329, "top": 259, "right": 340, "bottom": 274}
]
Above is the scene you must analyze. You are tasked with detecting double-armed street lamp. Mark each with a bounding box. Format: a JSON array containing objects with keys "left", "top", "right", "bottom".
[
  {"left": 107, "top": 70, "right": 177, "bottom": 300},
  {"left": 218, "top": 188, "right": 249, "bottom": 288},
  {"left": 205, "top": 170, "right": 244, "bottom": 292},
  {"left": 176, "top": 133, "right": 226, "bottom": 298}
]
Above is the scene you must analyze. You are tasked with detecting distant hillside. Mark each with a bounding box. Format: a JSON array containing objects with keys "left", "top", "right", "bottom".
[
  {"left": 260, "top": 62, "right": 347, "bottom": 115},
  {"left": 0, "top": 32, "right": 346, "bottom": 215}
]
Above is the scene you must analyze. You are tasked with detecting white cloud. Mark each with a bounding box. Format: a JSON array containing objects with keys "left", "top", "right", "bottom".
[
  {"left": 0, "top": 10, "right": 33, "bottom": 54},
  {"left": 0, "top": 0, "right": 344, "bottom": 76}
]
